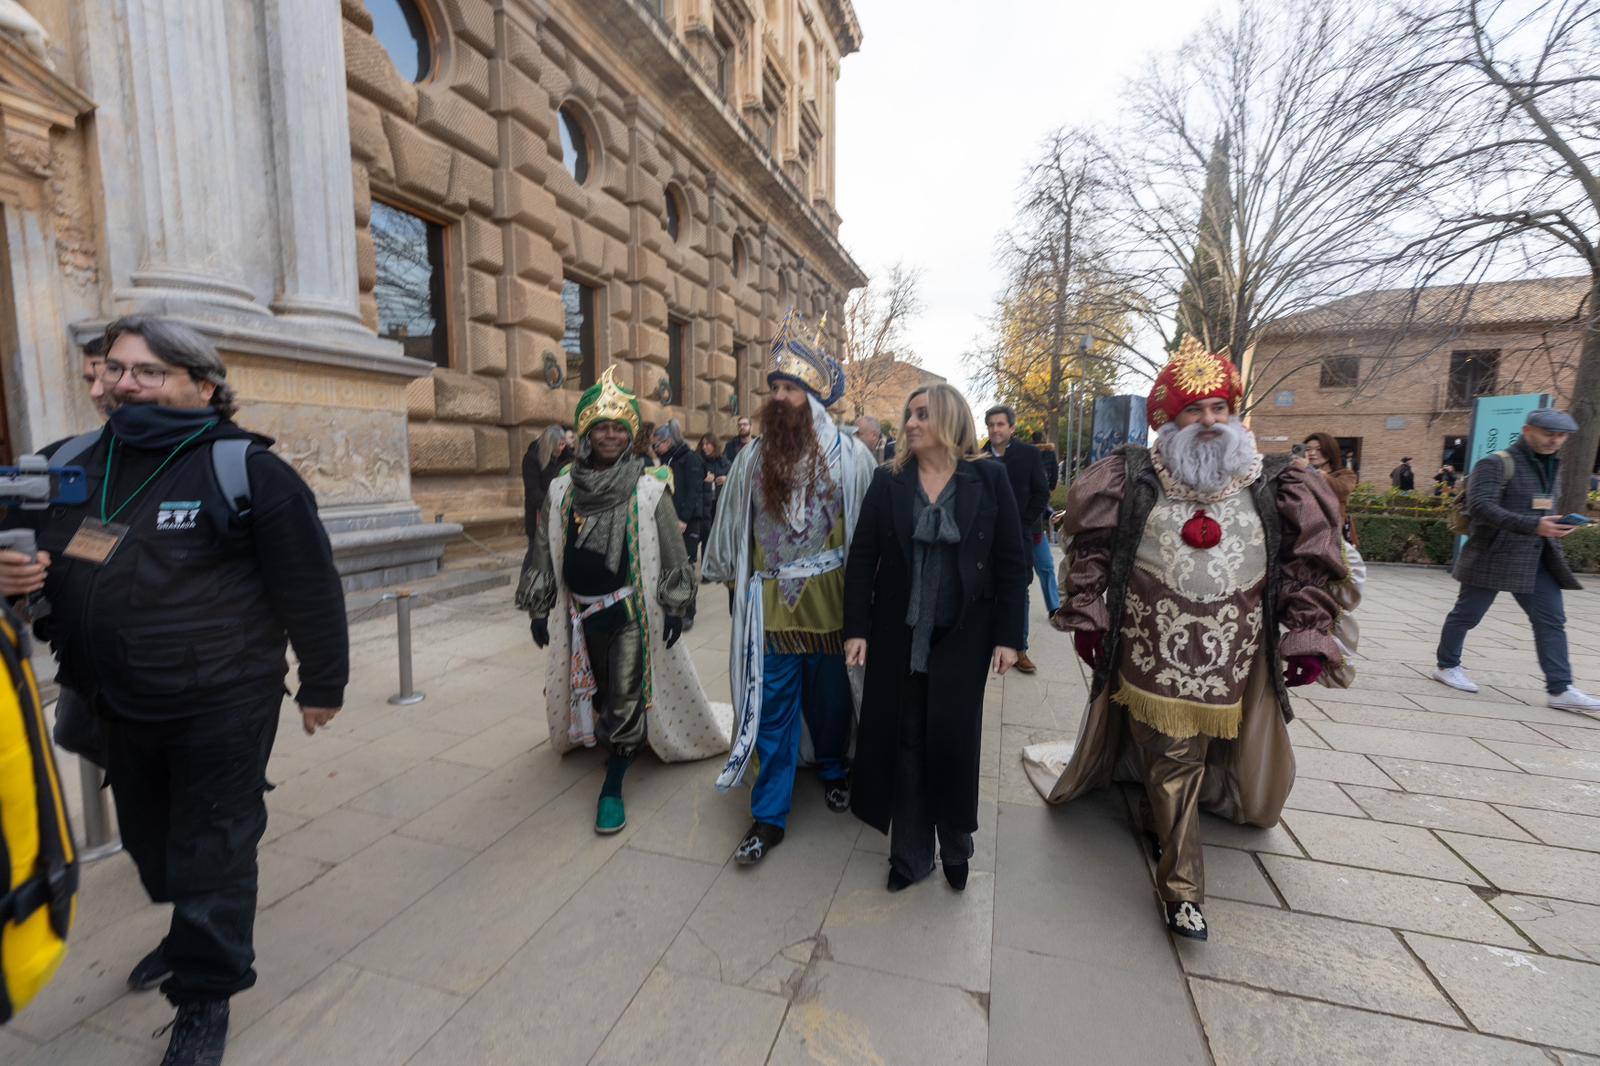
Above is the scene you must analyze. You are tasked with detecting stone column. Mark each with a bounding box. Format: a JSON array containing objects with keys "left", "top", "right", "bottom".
[
  {"left": 118, "top": 0, "right": 265, "bottom": 315},
  {"left": 261, "top": 0, "right": 366, "bottom": 330}
]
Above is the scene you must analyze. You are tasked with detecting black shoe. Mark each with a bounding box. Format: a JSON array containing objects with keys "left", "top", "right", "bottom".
[
  {"left": 682, "top": 616, "right": 696, "bottom": 632},
  {"left": 157, "top": 1000, "right": 229, "bottom": 1066},
  {"left": 733, "top": 822, "right": 785, "bottom": 866},
  {"left": 887, "top": 868, "right": 915, "bottom": 892},
  {"left": 1165, "top": 900, "right": 1208, "bottom": 941},
  {"left": 128, "top": 944, "right": 171, "bottom": 992},
  {"left": 823, "top": 781, "right": 850, "bottom": 813},
  {"left": 943, "top": 861, "right": 969, "bottom": 892}
]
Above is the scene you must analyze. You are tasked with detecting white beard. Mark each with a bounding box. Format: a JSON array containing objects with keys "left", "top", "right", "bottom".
[{"left": 1156, "top": 420, "right": 1259, "bottom": 495}]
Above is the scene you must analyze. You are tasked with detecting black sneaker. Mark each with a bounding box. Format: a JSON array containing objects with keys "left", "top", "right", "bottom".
[
  {"left": 128, "top": 944, "right": 171, "bottom": 991},
  {"left": 733, "top": 821, "right": 785, "bottom": 866},
  {"left": 1165, "top": 900, "right": 1208, "bottom": 941},
  {"left": 157, "top": 1000, "right": 229, "bottom": 1066},
  {"left": 823, "top": 781, "right": 850, "bottom": 813}
]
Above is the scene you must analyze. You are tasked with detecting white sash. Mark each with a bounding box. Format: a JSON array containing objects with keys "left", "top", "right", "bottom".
[{"left": 567, "top": 585, "right": 636, "bottom": 747}]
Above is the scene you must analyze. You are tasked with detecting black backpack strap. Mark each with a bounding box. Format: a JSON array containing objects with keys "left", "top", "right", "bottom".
[{"left": 210, "top": 439, "right": 253, "bottom": 518}]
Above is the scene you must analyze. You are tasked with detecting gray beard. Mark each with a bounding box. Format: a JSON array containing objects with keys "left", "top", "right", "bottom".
[{"left": 1156, "top": 420, "right": 1258, "bottom": 495}]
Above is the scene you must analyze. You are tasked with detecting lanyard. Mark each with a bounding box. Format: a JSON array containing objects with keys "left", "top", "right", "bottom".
[
  {"left": 1531, "top": 454, "right": 1555, "bottom": 496},
  {"left": 100, "top": 421, "right": 217, "bottom": 525}
]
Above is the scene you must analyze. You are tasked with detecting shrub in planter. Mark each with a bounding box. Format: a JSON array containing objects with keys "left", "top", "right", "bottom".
[
  {"left": 1352, "top": 515, "right": 1454, "bottom": 565},
  {"left": 1564, "top": 525, "right": 1600, "bottom": 573}
]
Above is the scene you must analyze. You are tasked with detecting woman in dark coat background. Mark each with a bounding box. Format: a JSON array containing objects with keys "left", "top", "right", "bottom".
[
  {"left": 844, "top": 383, "right": 1029, "bottom": 892},
  {"left": 695, "top": 433, "right": 729, "bottom": 570}
]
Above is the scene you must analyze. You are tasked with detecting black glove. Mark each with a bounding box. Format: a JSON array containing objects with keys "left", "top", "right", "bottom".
[
  {"left": 530, "top": 616, "right": 549, "bottom": 648},
  {"left": 663, "top": 614, "right": 683, "bottom": 649}
]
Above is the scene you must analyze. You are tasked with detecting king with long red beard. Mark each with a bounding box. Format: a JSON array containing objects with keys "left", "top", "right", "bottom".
[
  {"left": 1023, "top": 339, "right": 1348, "bottom": 941},
  {"left": 703, "top": 311, "right": 878, "bottom": 866}
]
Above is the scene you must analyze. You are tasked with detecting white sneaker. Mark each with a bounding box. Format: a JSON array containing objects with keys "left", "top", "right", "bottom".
[
  {"left": 1548, "top": 687, "right": 1600, "bottom": 716},
  {"left": 1432, "top": 666, "right": 1480, "bottom": 693}
]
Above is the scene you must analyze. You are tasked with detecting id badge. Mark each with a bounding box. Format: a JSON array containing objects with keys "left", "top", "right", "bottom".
[
  {"left": 63, "top": 519, "right": 129, "bottom": 565},
  {"left": 1532, "top": 495, "right": 1555, "bottom": 512}
]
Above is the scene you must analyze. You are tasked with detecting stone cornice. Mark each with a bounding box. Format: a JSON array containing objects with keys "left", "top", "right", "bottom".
[
  {"left": 817, "top": 0, "right": 863, "bottom": 57},
  {"left": 541, "top": 0, "right": 866, "bottom": 289}
]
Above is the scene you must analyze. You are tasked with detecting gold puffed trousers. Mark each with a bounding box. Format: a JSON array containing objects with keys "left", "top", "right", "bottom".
[{"left": 1130, "top": 719, "right": 1211, "bottom": 904}]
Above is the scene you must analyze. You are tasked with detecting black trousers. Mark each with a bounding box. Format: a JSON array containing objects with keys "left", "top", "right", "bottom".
[
  {"left": 889, "top": 672, "right": 974, "bottom": 881},
  {"left": 105, "top": 694, "right": 280, "bottom": 1004}
]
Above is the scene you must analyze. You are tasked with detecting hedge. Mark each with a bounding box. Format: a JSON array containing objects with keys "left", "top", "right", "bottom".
[{"left": 1352, "top": 514, "right": 1600, "bottom": 572}]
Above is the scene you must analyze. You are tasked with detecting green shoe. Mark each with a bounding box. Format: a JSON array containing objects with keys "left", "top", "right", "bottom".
[{"left": 595, "top": 794, "right": 627, "bottom": 835}]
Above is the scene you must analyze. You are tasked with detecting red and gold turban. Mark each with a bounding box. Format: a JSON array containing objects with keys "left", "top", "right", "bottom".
[{"left": 1147, "top": 336, "right": 1243, "bottom": 430}]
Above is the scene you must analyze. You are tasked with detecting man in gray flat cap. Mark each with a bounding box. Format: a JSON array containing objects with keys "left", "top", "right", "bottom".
[{"left": 1432, "top": 407, "right": 1598, "bottom": 714}]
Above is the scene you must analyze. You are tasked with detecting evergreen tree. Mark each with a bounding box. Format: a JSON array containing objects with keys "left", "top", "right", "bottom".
[{"left": 1171, "top": 134, "right": 1234, "bottom": 353}]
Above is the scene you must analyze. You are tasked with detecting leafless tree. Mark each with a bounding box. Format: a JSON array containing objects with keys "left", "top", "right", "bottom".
[
  {"left": 1105, "top": 0, "right": 1451, "bottom": 405},
  {"left": 967, "top": 129, "right": 1148, "bottom": 450},
  {"left": 841, "top": 262, "right": 923, "bottom": 421},
  {"left": 1384, "top": 0, "right": 1600, "bottom": 511}
]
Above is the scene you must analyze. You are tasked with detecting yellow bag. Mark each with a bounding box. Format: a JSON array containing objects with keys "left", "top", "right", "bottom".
[{"left": 0, "top": 603, "right": 76, "bottom": 1023}]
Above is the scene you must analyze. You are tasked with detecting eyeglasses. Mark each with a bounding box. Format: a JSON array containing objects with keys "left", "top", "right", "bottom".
[{"left": 99, "top": 361, "right": 171, "bottom": 388}]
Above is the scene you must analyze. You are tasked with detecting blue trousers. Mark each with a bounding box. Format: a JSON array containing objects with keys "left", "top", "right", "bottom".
[
  {"left": 750, "top": 650, "right": 851, "bottom": 828},
  {"left": 1031, "top": 534, "right": 1061, "bottom": 615},
  {"left": 1436, "top": 564, "right": 1571, "bottom": 694}
]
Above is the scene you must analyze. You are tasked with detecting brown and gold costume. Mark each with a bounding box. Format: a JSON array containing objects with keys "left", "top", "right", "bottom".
[{"left": 1025, "top": 445, "right": 1346, "bottom": 904}]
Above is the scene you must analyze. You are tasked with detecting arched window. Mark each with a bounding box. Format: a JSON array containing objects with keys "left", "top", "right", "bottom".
[
  {"left": 558, "top": 106, "right": 591, "bottom": 185},
  {"left": 369, "top": 0, "right": 431, "bottom": 82},
  {"left": 731, "top": 236, "right": 747, "bottom": 282},
  {"left": 664, "top": 184, "right": 685, "bottom": 243}
]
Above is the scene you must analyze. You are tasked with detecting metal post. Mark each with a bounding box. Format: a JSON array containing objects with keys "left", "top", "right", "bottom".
[
  {"left": 76, "top": 756, "right": 122, "bottom": 862},
  {"left": 388, "top": 590, "right": 426, "bottom": 705}
]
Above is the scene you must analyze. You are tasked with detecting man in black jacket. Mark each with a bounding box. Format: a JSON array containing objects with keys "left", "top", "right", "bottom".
[
  {"left": 0, "top": 316, "right": 347, "bottom": 1066},
  {"left": 655, "top": 419, "right": 705, "bottom": 628},
  {"left": 1433, "top": 408, "right": 1597, "bottom": 714},
  {"left": 982, "top": 405, "right": 1050, "bottom": 673},
  {"left": 724, "top": 416, "right": 754, "bottom": 463},
  {"left": 1390, "top": 457, "right": 1416, "bottom": 491}
]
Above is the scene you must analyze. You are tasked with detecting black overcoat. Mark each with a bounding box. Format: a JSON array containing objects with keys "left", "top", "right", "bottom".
[{"left": 843, "top": 458, "right": 1030, "bottom": 835}]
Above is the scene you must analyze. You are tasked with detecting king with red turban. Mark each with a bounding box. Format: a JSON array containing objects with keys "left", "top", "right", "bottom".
[{"left": 1021, "top": 338, "right": 1348, "bottom": 941}]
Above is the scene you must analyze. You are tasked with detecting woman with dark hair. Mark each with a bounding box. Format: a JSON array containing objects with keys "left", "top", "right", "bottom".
[
  {"left": 844, "top": 383, "right": 1029, "bottom": 893},
  {"left": 633, "top": 421, "right": 660, "bottom": 466},
  {"left": 522, "top": 425, "right": 573, "bottom": 539},
  {"left": 696, "top": 433, "right": 728, "bottom": 568},
  {"left": 1297, "top": 432, "right": 1358, "bottom": 540}
]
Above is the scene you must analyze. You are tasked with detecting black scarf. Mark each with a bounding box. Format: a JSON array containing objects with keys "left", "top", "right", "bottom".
[
  {"left": 108, "top": 405, "right": 220, "bottom": 449},
  {"left": 569, "top": 454, "right": 645, "bottom": 573}
]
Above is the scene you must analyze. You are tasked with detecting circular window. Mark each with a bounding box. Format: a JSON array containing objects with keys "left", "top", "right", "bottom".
[
  {"left": 558, "top": 106, "right": 590, "bottom": 185},
  {"left": 368, "top": 0, "right": 431, "bottom": 82},
  {"left": 731, "top": 236, "right": 747, "bottom": 282},
  {"left": 664, "top": 184, "right": 684, "bottom": 243}
]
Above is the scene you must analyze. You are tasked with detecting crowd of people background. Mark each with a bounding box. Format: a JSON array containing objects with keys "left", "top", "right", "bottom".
[{"left": 0, "top": 307, "right": 1591, "bottom": 1065}]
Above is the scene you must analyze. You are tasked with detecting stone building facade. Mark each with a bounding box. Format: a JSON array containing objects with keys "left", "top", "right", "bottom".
[
  {"left": 342, "top": 0, "right": 864, "bottom": 538},
  {"left": 1243, "top": 277, "right": 1592, "bottom": 488},
  {"left": 0, "top": 0, "right": 863, "bottom": 585}
]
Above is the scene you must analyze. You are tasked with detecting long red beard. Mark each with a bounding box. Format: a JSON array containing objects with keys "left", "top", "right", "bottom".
[{"left": 757, "top": 395, "right": 824, "bottom": 521}]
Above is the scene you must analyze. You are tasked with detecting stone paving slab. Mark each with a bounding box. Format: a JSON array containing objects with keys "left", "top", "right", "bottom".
[
  {"left": 1280, "top": 810, "right": 1486, "bottom": 884},
  {"left": 772, "top": 960, "right": 989, "bottom": 1066},
  {"left": 1491, "top": 894, "right": 1600, "bottom": 964},
  {"left": 1438, "top": 832, "right": 1600, "bottom": 905},
  {"left": 1189, "top": 979, "right": 1551, "bottom": 1066},
  {"left": 1404, "top": 933, "right": 1600, "bottom": 1055},
  {"left": 1176, "top": 900, "right": 1462, "bottom": 1025},
  {"left": 1340, "top": 783, "right": 1536, "bottom": 840},
  {"left": 1496, "top": 805, "right": 1600, "bottom": 851}
]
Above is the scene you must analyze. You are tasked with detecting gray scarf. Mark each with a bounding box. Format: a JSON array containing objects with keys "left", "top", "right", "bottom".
[
  {"left": 906, "top": 473, "right": 960, "bottom": 673},
  {"left": 569, "top": 453, "right": 645, "bottom": 574}
]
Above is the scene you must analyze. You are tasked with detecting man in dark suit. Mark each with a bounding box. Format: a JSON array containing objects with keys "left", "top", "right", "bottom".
[
  {"left": 1433, "top": 408, "right": 1597, "bottom": 714},
  {"left": 982, "top": 405, "right": 1050, "bottom": 674}
]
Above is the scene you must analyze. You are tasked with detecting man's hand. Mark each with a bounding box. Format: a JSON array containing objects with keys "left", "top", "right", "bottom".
[
  {"left": 991, "top": 646, "right": 1020, "bottom": 675},
  {"left": 1284, "top": 655, "right": 1324, "bottom": 688},
  {"left": 663, "top": 614, "right": 683, "bottom": 648},
  {"left": 1049, "top": 607, "right": 1076, "bottom": 634},
  {"left": 0, "top": 548, "right": 50, "bottom": 597},
  {"left": 1537, "top": 516, "right": 1577, "bottom": 539},
  {"left": 844, "top": 638, "right": 867, "bottom": 667},
  {"left": 1072, "top": 629, "right": 1106, "bottom": 670},
  {"left": 715, "top": 476, "right": 727, "bottom": 487},
  {"left": 530, "top": 616, "right": 550, "bottom": 648},
  {"left": 300, "top": 706, "right": 340, "bottom": 735}
]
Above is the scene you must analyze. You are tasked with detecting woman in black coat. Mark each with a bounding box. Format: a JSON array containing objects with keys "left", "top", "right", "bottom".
[
  {"left": 695, "top": 433, "right": 730, "bottom": 567},
  {"left": 844, "top": 383, "right": 1029, "bottom": 893}
]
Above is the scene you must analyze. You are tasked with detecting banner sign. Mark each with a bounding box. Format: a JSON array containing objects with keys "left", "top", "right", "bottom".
[
  {"left": 1466, "top": 393, "right": 1548, "bottom": 474},
  {"left": 1090, "top": 395, "right": 1148, "bottom": 463}
]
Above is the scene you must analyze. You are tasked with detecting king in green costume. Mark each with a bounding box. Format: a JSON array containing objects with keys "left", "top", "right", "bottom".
[{"left": 518, "top": 368, "right": 731, "bottom": 833}]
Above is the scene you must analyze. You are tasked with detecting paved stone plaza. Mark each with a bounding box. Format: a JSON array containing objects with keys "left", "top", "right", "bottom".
[{"left": 6, "top": 562, "right": 1600, "bottom": 1065}]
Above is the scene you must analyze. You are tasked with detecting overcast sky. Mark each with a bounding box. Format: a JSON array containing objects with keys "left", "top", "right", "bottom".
[{"left": 833, "top": 0, "right": 1215, "bottom": 401}]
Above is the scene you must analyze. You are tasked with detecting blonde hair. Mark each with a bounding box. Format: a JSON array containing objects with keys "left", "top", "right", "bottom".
[{"left": 892, "top": 383, "right": 978, "bottom": 471}]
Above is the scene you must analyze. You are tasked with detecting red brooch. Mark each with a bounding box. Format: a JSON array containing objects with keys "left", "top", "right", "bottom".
[{"left": 1181, "top": 509, "right": 1222, "bottom": 549}]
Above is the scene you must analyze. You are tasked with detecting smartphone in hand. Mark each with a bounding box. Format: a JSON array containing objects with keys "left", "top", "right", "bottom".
[{"left": 1559, "top": 513, "right": 1591, "bottom": 527}]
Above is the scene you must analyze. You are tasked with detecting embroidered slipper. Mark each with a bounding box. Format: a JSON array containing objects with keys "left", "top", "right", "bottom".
[
  {"left": 595, "top": 795, "right": 626, "bottom": 835},
  {"left": 1165, "top": 900, "right": 1208, "bottom": 941},
  {"left": 733, "top": 822, "right": 785, "bottom": 866},
  {"left": 823, "top": 782, "right": 851, "bottom": 813}
]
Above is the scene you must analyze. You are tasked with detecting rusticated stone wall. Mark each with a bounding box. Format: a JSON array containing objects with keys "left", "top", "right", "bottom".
[{"left": 342, "top": 0, "right": 863, "bottom": 533}]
